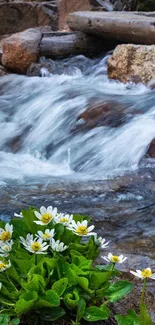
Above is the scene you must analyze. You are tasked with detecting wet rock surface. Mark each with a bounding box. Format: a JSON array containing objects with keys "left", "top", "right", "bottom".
[
  {"left": 147, "top": 139, "right": 155, "bottom": 157},
  {"left": 2, "top": 28, "right": 41, "bottom": 74},
  {"left": 108, "top": 44, "right": 155, "bottom": 84}
]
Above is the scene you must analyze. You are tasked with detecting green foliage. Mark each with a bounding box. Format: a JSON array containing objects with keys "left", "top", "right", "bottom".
[
  {"left": 0, "top": 207, "right": 135, "bottom": 325},
  {"left": 115, "top": 309, "right": 140, "bottom": 325}
]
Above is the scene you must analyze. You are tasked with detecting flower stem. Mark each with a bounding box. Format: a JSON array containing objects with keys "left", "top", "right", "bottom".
[
  {"left": 35, "top": 254, "right": 38, "bottom": 265},
  {"left": 140, "top": 278, "right": 147, "bottom": 306}
]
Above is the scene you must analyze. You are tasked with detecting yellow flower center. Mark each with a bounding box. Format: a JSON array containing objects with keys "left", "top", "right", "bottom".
[
  {"left": 111, "top": 255, "right": 120, "bottom": 263},
  {"left": 76, "top": 225, "right": 88, "bottom": 235},
  {"left": 60, "top": 217, "right": 68, "bottom": 223},
  {"left": 4, "top": 245, "right": 9, "bottom": 251},
  {"left": 43, "top": 233, "right": 51, "bottom": 239},
  {"left": 41, "top": 213, "right": 52, "bottom": 224},
  {"left": 141, "top": 269, "right": 152, "bottom": 278},
  {"left": 0, "top": 262, "right": 7, "bottom": 270},
  {"left": 0, "top": 231, "right": 11, "bottom": 242},
  {"left": 31, "top": 242, "right": 41, "bottom": 251}
]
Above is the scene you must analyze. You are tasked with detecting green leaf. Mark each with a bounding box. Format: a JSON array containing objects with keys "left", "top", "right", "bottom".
[
  {"left": 0, "top": 314, "right": 10, "bottom": 325},
  {"left": 38, "top": 307, "right": 66, "bottom": 321},
  {"left": 105, "top": 280, "right": 133, "bottom": 302},
  {"left": 34, "top": 290, "right": 60, "bottom": 309},
  {"left": 11, "top": 218, "right": 29, "bottom": 238},
  {"left": 90, "top": 271, "right": 110, "bottom": 289},
  {"left": 15, "top": 291, "right": 38, "bottom": 315},
  {"left": 73, "top": 214, "right": 91, "bottom": 223},
  {"left": 64, "top": 290, "right": 79, "bottom": 309},
  {"left": 21, "top": 274, "right": 46, "bottom": 293},
  {"left": 77, "top": 277, "right": 94, "bottom": 294},
  {"left": 21, "top": 208, "right": 37, "bottom": 234},
  {"left": 77, "top": 298, "right": 86, "bottom": 322},
  {"left": 140, "top": 303, "right": 153, "bottom": 325},
  {"left": 52, "top": 278, "right": 68, "bottom": 296},
  {"left": 10, "top": 318, "right": 20, "bottom": 325},
  {"left": 83, "top": 305, "right": 110, "bottom": 321},
  {"left": 115, "top": 309, "right": 140, "bottom": 325}
]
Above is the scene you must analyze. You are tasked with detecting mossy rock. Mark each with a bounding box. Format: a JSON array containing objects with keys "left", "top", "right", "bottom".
[{"left": 136, "top": 0, "right": 155, "bottom": 11}]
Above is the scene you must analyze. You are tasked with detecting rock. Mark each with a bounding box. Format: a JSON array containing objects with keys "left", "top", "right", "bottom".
[
  {"left": 0, "top": 65, "right": 8, "bottom": 76},
  {"left": 0, "top": 2, "right": 58, "bottom": 35},
  {"left": 108, "top": 44, "right": 155, "bottom": 84},
  {"left": 2, "top": 29, "right": 42, "bottom": 74},
  {"left": 147, "top": 78, "right": 155, "bottom": 89},
  {"left": 57, "top": 0, "right": 91, "bottom": 30},
  {"left": 113, "top": 0, "right": 137, "bottom": 10},
  {"left": 147, "top": 139, "right": 155, "bottom": 157},
  {"left": 67, "top": 11, "right": 155, "bottom": 44},
  {"left": 40, "top": 31, "right": 105, "bottom": 58},
  {"left": 73, "top": 101, "right": 126, "bottom": 132}
]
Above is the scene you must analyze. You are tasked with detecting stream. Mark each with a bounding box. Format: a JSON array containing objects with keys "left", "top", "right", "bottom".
[{"left": 0, "top": 53, "right": 155, "bottom": 275}]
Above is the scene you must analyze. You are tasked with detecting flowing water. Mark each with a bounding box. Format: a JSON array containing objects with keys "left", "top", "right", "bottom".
[{"left": 0, "top": 54, "right": 155, "bottom": 276}]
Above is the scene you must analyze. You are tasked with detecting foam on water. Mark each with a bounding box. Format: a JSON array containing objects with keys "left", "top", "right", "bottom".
[{"left": 0, "top": 54, "right": 155, "bottom": 182}]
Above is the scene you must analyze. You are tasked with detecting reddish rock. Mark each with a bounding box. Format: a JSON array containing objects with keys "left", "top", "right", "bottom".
[
  {"left": 74, "top": 101, "right": 126, "bottom": 131},
  {"left": 147, "top": 139, "right": 155, "bottom": 157},
  {"left": 2, "top": 28, "right": 42, "bottom": 74}
]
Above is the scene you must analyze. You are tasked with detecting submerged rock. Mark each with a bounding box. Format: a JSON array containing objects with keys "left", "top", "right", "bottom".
[
  {"left": 108, "top": 44, "right": 155, "bottom": 84},
  {"left": 2, "top": 28, "right": 41, "bottom": 74},
  {"left": 147, "top": 139, "right": 155, "bottom": 157},
  {"left": 74, "top": 101, "right": 126, "bottom": 131}
]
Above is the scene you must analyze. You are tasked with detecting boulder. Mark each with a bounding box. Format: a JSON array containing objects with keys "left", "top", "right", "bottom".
[
  {"left": 108, "top": 44, "right": 155, "bottom": 84},
  {"left": 147, "top": 139, "right": 155, "bottom": 157},
  {"left": 67, "top": 11, "right": 155, "bottom": 44},
  {"left": 0, "top": 2, "right": 58, "bottom": 35},
  {"left": 2, "top": 29, "right": 42, "bottom": 74},
  {"left": 73, "top": 101, "right": 126, "bottom": 132}
]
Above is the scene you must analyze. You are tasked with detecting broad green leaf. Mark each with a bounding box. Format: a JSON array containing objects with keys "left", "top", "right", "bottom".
[
  {"left": 15, "top": 291, "right": 38, "bottom": 315},
  {"left": 11, "top": 218, "right": 29, "bottom": 238},
  {"left": 21, "top": 209, "right": 37, "bottom": 234},
  {"left": 64, "top": 290, "right": 79, "bottom": 309},
  {"left": 21, "top": 274, "right": 46, "bottom": 293},
  {"left": 73, "top": 214, "right": 91, "bottom": 223},
  {"left": 38, "top": 307, "right": 66, "bottom": 321},
  {"left": 115, "top": 309, "right": 140, "bottom": 325},
  {"left": 77, "top": 298, "right": 86, "bottom": 322},
  {"left": 140, "top": 303, "right": 153, "bottom": 325},
  {"left": 83, "top": 305, "right": 110, "bottom": 321},
  {"left": 90, "top": 271, "right": 110, "bottom": 289},
  {"left": 34, "top": 290, "right": 60, "bottom": 309},
  {"left": 77, "top": 277, "right": 94, "bottom": 294},
  {"left": 52, "top": 278, "right": 68, "bottom": 296},
  {"left": 96, "top": 282, "right": 110, "bottom": 298},
  {"left": 0, "top": 314, "right": 10, "bottom": 325},
  {"left": 95, "top": 264, "right": 120, "bottom": 276},
  {"left": 105, "top": 280, "right": 133, "bottom": 302},
  {"left": 10, "top": 318, "right": 20, "bottom": 325}
]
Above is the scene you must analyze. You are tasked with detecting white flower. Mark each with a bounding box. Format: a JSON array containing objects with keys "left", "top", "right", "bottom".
[
  {"left": 0, "top": 224, "right": 13, "bottom": 242},
  {"left": 34, "top": 206, "right": 57, "bottom": 225},
  {"left": 55, "top": 213, "right": 73, "bottom": 226},
  {"left": 36, "top": 229, "right": 55, "bottom": 241},
  {"left": 102, "top": 253, "right": 127, "bottom": 264},
  {"left": 20, "top": 234, "right": 49, "bottom": 254},
  {"left": 50, "top": 238, "right": 68, "bottom": 252},
  {"left": 94, "top": 235, "right": 109, "bottom": 249},
  {"left": 14, "top": 212, "right": 23, "bottom": 218},
  {"left": 67, "top": 220, "right": 95, "bottom": 236},
  {"left": 130, "top": 268, "right": 155, "bottom": 280},
  {"left": 0, "top": 260, "right": 11, "bottom": 272},
  {"left": 0, "top": 240, "right": 14, "bottom": 257},
  {"left": 0, "top": 282, "right": 2, "bottom": 289}
]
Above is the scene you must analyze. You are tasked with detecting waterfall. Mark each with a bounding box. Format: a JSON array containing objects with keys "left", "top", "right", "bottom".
[{"left": 0, "top": 54, "right": 155, "bottom": 183}]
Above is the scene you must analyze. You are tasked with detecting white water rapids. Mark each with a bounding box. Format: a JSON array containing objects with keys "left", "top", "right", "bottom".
[{"left": 0, "top": 54, "right": 155, "bottom": 182}]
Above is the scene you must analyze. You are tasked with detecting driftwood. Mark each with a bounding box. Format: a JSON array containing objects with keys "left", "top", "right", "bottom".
[{"left": 40, "top": 31, "right": 106, "bottom": 58}]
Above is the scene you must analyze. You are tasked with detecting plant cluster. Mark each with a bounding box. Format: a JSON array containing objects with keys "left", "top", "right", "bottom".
[{"left": 0, "top": 205, "right": 154, "bottom": 325}]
